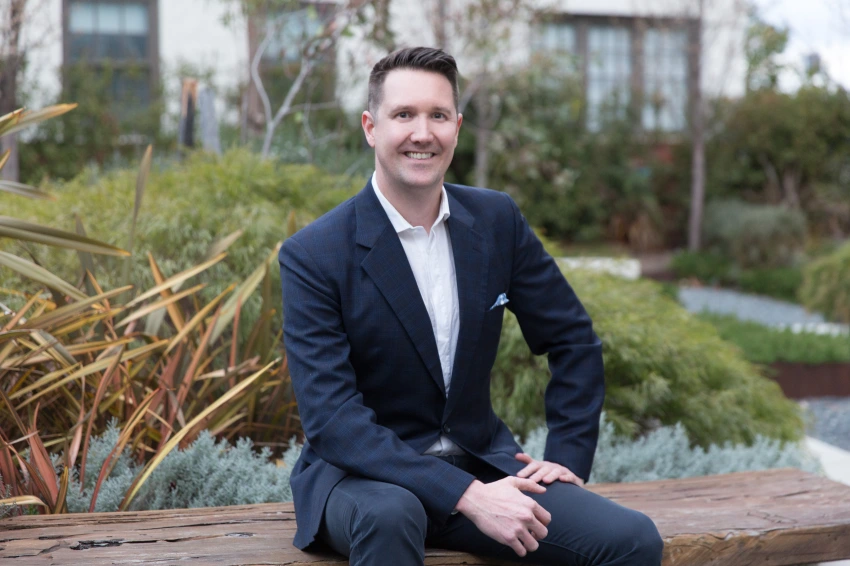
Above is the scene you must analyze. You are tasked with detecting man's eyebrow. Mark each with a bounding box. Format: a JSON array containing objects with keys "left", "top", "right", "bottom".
[{"left": 386, "top": 104, "right": 455, "bottom": 116}]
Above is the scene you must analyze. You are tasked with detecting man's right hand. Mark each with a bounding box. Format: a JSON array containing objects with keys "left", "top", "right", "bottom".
[{"left": 454, "top": 477, "right": 552, "bottom": 557}]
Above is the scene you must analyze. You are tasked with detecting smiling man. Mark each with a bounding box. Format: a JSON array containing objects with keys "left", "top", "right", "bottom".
[{"left": 279, "top": 47, "right": 663, "bottom": 566}]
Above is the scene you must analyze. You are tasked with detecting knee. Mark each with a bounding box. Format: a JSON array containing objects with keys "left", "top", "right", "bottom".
[
  {"left": 617, "top": 512, "right": 664, "bottom": 565},
  {"left": 355, "top": 486, "right": 427, "bottom": 539}
]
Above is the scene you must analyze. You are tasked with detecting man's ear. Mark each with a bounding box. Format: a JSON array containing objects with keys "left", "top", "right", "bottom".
[
  {"left": 362, "top": 111, "right": 377, "bottom": 148},
  {"left": 455, "top": 113, "right": 463, "bottom": 144}
]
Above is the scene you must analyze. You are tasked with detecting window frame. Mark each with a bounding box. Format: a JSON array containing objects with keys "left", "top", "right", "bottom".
[
  {"left": 531, "top": 13, "right": 699, "bottom": 134},
  {"left": 62, "top": 0, "right": 160, "bottom": 100}
]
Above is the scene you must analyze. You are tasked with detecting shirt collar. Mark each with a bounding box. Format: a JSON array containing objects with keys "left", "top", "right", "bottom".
[{"left": 371, "top": 172, "right": 451, "bottom": 234}]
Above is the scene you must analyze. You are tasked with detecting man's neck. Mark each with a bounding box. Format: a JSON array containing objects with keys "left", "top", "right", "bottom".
[{"left": 375, "top": 171, "right": 443, "bottom": 232}]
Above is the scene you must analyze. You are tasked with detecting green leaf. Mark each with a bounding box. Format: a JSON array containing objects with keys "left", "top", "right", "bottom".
[
  {"left": 0, "top": 216, "right": 129, "bottom": 256},
  {"left": 0, "top": 104, "right": 78, "bottom": 137},
  {"left": 0, "top": 251, "right": 87, "bottom": 301},
  {"left": 0, "top": 180, "right": 53, "bottom": 200}
]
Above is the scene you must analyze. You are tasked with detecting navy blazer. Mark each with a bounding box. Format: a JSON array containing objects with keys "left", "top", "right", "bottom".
[{"left": 279, "top": 180, "right": 604, "bottom": 550}]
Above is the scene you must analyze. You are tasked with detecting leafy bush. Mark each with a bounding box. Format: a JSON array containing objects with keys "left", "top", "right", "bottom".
[
  {"left": 737, "top": 266, "right": 802, "bottom": 303},
  {"left": 670, "top": 250, "right": 733, "bottom": 284},
  {"left": 2, "top": 148, "right": 360, "bottom": 316},
  {"left": 703, "top": 200, "right": 807, "bottom": 269},
  {"left": 700, "top": 313, "right": 850, "bottom": 364},
  {"left": 520, "top": 416, "right": 819, "bottom": 484},
  {"left": 800, "top": 241, "right": 850, "bottom": 322},
  {"left": 491, "top": 269, "right": 804, "bottom": 447},
  {"left": 65, "top": 423, "right": 301, "bottom": 512}
]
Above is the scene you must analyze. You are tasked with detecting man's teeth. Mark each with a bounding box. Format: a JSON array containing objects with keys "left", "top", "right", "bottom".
[{"left": 406, "top": 152, "right": 433, "bottom": 160}]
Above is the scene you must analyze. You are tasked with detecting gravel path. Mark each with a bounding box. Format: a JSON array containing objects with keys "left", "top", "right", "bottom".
[
  {"left": 678, "top": 287, "right": 827, "bottom": 326},
  {"left": 801, "top": 398, "right": 850, "bottom": 452}
]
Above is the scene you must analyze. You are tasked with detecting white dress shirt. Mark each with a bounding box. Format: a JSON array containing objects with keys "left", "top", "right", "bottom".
[{"left": 372, "top": 173, "right": 464, "bottom": 456}]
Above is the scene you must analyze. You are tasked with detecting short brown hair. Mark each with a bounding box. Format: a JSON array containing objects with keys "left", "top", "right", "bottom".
[{"left": 367, "top": 47, "right": 459, "bottom": 115}]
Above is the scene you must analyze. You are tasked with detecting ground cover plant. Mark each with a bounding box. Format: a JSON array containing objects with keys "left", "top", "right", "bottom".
[
  {"left": 699, "top": 313, "right": 850, "bottom": 364},
  {"left": 491, "top": 268, "right": 804, "bottom": 446}
]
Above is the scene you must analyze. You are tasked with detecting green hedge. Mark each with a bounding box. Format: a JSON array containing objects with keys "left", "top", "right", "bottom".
[
  {"left": 491, "top": 269, "right": 804, "bottom": 447},
  {"left": 800, "top": 241, "right": 850, "bottom": 322},
  {"left": 671, "top": 250, "right": 802, "bottom": 303},
  {"left": 700, "top": 313, "right": 850, "bottom": 364},
  {"left": 2, "top": 149, "right": 360, "bottom": 304},
  {"left": 703, "top": 200, "right": 807, "bottom": 269}
]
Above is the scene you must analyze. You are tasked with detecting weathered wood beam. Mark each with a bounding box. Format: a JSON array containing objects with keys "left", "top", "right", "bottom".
[{"left": 1, "top": 469, "right": 849, "bottom": 565}]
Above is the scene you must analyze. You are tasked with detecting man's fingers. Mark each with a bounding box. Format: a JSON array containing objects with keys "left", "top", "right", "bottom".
[
  {"left": 515, "top": 452, "right": 533, "bottom": 464},
  {"left": 512, "top": 477, "right": 547, "bottom": 493},
  {"left": 532, "top": 501, "right": 552, "bottom": 526},
  {"left": 509, "top": 537, "right": 527, "bottom": 557},
  {"left": 516, "top": 463, "right": 539, "bottom": 478},
  {"left": 542, "top": 469, "right": 562, "bottom": 484},
  {"left": 519, "top": 529, "right": 540, "bottom": 553},
  {"left": 559, "top": 472, "right": 584, "bottom": 487}
]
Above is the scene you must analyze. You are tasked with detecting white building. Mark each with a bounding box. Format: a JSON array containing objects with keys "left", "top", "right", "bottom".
[{"left": 22, "top": 0, "right": 752, "bottom": 133}]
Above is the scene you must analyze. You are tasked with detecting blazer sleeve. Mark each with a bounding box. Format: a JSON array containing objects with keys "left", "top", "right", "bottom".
[
  {"left": 501, "top": 192, "right": 605, "bottom": 482},
  {"left": 280, "top": 237, "right": 475, "bottom": 522}
]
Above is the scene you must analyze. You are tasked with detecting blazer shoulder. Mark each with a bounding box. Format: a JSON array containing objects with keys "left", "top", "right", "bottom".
[
  {"left": 285, "top": 195, "right": 357, "bottom": 254},
  {"left": 445, "top": 183, "right": 517, "bottom": 222}
]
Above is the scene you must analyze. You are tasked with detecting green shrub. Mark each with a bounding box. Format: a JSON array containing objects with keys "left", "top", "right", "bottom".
[
  {"left": 699, "top": 313, "right": 850, "bottom": 364},
  {"left": 491, "top": 269, "right": 804, "bottom": 447},
  {"left": 520, "top": 417, "right": 819, "bottom": 484},
  {"left": 670, "top": 250, "right": 733, "bottom": 283},
  {"left": 800, "top": 241, "right": 850, "bottom": 322},
  {"left": 737, "top": 266, "right": 802, "bottom": 303},
  {"left": 703, "top": 200, "right": 807, "bottom": 269},
  {"left": 65, "top": 422, "right": 300, "bottom": 512},
  {"left": 1, "top": 149, "right": 360, "bottom": 318},
  {"left": 671, "top": 250, "right": 803, "bottom": 302}
]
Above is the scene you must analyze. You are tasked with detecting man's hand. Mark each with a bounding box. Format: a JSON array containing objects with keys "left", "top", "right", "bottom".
[
  {"left": 454, "top": 477, "right": 551, "bottom": 557},
  {"left": 515, "top": 452, "right": 585, "bottom": 487}
]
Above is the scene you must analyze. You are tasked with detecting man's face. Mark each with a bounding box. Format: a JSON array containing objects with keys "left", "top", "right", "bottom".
[{"left": 362, "top": 69, "right": 462, "bottom": 196}]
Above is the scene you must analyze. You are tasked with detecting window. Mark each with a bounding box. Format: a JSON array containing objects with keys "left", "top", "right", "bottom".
[
  {"left": 642, "top": 28, "right": 688, "bottom": 131},
  {"left": 261, "top": 7, "right": 325, "bottom": 63},
  {"left": 531, "top": 16, "right": 693, "bottom": 133},
  {"left": 587, "top": 26, "right": 632, "bottom": 130},
  {"left": 63, "top": 0, "right": 158, "bottom": 115},
  {"left": 68, "top": 1, "right": 150, "bottom": 61}
]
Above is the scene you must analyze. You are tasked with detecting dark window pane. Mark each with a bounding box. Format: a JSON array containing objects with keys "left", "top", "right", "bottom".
[
  {"left": 126, "top": 35, "right": 147, "bottom": 59},
  {"left": 98, "top": 33, "right": 125, "bottom": 58},
  {"left": 70, "top": 34, "right": 98, "bottom": 60}
]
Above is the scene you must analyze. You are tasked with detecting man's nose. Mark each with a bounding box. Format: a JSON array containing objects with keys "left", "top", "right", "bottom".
[{"left": 409, "top": 116, "right": 434, "bottom": 143}]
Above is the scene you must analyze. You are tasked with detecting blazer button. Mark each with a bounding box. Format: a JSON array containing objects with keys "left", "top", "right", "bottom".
[{"left": 443, "top": 424, "right": 451, "bottom": 433}]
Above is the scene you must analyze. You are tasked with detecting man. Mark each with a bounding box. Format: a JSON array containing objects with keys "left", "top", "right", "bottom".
[{"left": 279, "top": 47, "right": 663, "bottom": 566}]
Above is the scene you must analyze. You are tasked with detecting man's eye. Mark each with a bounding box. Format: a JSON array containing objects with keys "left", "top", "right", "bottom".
[
  {"left": 398, "top": 112, "right": 409, "bottom": 118},
  {"left": 433, "top": 113, "right": 445, "bottom": 119}
]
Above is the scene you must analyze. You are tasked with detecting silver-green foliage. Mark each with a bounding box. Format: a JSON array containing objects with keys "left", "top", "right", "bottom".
[
  {"left": 65, "top": 422, "right": 301, "bottom": 512},
  {"left": 520, "top": 415, "right": 820, "bottom": 484}
]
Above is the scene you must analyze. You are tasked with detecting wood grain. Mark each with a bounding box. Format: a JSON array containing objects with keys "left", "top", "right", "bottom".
[{"left": 1, "top": 468, "right": 849, "bottom": 565}]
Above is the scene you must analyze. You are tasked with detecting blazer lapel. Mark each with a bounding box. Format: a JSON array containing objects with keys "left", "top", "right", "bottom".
[
  {"left": 443, "top": 188, "right": 489, "bottom": 419},
  {"left": 356, "top": 183, "right": 445, "bottom": 394}
]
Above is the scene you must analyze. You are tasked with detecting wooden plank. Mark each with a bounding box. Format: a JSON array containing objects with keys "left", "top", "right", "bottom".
[{"left": 1, "top": 468, "right": 849, "bottom": 565}]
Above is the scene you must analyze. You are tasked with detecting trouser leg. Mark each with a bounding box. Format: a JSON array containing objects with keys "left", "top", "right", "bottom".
[
  {"left": 427, "top": 465, "right": 663, "bottom": 566},
  {"left": 319, "top": 476, "right": 428, "bottom": 566}
]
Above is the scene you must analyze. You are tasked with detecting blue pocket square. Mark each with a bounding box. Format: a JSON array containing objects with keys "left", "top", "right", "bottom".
[{"left": 488, "top": 293, "right": 509, "bottom": 311}]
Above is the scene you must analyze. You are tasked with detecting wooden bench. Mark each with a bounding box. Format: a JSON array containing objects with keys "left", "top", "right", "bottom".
[{"left": 2, "top": 468, "right": 850, "bottom": 565}]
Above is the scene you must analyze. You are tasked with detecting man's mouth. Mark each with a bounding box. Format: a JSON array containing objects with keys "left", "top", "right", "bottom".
[{"left": 405, "top": 152, "right": 435, "bottom": 160}]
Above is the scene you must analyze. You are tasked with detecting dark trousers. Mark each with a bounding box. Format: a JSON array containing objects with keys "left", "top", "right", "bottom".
[{"left": 318, "top": 456, "right": 664, "bottom": 566}]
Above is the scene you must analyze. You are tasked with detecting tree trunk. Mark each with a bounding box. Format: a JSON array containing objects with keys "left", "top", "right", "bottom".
[
  {"left": 687, "top": 0, "right": 705, "bottom": 251},
  {"left": 434, "top": 0, "right": 448, "bottom": 50},
  {"left": 473, "top": 75, "right": 490, "bottom": 188},
  {"left": 0, "top": 0, "right": 25, "bottom": 183}
]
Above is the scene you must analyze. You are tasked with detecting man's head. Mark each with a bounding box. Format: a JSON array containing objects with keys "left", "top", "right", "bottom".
[
  {"left": 367, "top": 47, "right": 460, "bottom": 116},
  {"left": 363, "top": 47, "right": 463, "bottom": 199}
]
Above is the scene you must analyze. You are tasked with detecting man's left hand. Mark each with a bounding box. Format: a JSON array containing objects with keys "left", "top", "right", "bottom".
[{"left": 515, "top": 453, "right": 585, "bottom": 487}]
